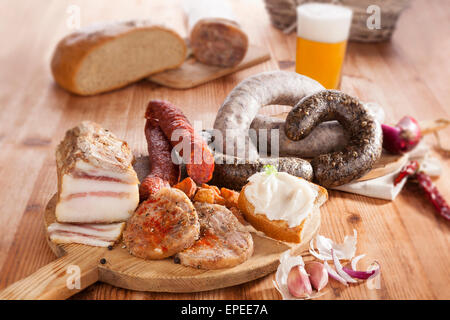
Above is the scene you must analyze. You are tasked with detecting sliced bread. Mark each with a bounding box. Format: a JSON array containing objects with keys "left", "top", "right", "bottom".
[
  {"left": 51, "top": 20, "right": 187, "bottom": 95},
  {"left": 238, "top": 179, "right": 328, "bottom": 243}
]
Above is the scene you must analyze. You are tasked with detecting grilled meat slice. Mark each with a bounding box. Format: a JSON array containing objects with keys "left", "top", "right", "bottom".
[
  {"left": 175, "top": 202, "right": 254, "bottom": 270},
  {"left": 123, "top": 188, "right": 200, "bottom": 259}
]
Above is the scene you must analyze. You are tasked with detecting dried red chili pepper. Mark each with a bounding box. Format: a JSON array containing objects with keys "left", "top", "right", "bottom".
[
  {"left": 415, "top": 172, "right": 450, "bottom": 221},
  {"left": 394, "top": 160, "right": 449, "bottom": 220},
  {"left": 394, "top": 160, "right": 419, "bottom": 186}
]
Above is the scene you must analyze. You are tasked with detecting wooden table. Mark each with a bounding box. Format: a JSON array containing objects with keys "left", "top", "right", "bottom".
[{"left": 0, "top": 0, "right": 448, "bottom": 300}]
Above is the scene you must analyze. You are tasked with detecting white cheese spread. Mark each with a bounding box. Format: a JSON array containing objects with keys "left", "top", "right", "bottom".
[{"left": 244, "top": 171, "right": 318, "bottom": 228}]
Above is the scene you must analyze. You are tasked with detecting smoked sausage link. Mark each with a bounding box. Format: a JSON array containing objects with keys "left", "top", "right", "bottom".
[
  {"left": 145, "top": 100, "right": 215, "bottom": 184},
  {"left": 139, "top": 119, "right": 180, "bottom": 199}
]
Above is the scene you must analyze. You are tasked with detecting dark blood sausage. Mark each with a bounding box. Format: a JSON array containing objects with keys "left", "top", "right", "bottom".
[
  {"left": 210, "top": 152, "right": 313, "bottom": 191},
  {"left": 285, "top": 90, "right": 383, "bottom": 187},
  {"left": 139, "top": 119, "right": 180, "bottom": 199},
  {"left": 145, "top": 100, "right": 215, "bottom": 184},
  {"left": 249, "top": 102, "right": 384, "bottom": 158},
  {"left": 201, "top": 131, "right": 312, "bottom": 190},
  {"left": 211, "top": 71, "right": 382, "bottom": 189}
]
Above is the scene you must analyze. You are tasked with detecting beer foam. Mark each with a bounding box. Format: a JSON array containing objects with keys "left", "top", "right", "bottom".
[{"left": 296, "top": 3, "right": 353, "bottom": 43}]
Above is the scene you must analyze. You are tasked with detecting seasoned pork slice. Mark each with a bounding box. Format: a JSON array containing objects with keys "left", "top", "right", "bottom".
[
  {"left": 48, "top": 222, "right": 125, "bottom": 247},
  {"left": 123, "top": 188, "right": 200, "bottom": 259},
  {"left": 55, "top": 121, "right": 139, "bottom": 223},
  {"left": 175, "top": 202, "right": 254, "bottom": 270}
]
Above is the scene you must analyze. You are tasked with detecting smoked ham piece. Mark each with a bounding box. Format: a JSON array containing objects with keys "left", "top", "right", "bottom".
[
  {"left": 48, "top": 222, "right": 125, "bottom": 247},
  {"left": 55, "top": 121, "right": 139, "bottom": 223}
]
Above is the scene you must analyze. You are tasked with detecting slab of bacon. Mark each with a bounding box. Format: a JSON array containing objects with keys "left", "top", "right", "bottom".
[
  {"left": 55, "top": 121, "right": 139, "bottom": 223},
  {"left": 48, "top": 222, "right": 125, "bottom": 247}
]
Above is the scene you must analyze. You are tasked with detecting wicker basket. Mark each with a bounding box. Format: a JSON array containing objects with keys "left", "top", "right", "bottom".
[{"left": 264, "top": 0, "right": 410, "bottom": 42}]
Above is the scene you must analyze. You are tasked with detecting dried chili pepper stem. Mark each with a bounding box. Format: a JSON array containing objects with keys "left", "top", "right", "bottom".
[{"left": 394, "top": 160, "right": 419, "bottom": 186}]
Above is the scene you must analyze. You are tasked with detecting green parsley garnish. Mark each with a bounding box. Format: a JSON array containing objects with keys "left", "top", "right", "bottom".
[{"left": 263, "top": 164, "right": 278, "bottom": 175}]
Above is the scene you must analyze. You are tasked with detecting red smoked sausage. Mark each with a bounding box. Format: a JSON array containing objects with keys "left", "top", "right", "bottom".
[
  {"left": 139, "top": 119, "right": 180, "bottom": 199},
  {"left": 145, "top": 100, "right": 215, "bottom": 184}
]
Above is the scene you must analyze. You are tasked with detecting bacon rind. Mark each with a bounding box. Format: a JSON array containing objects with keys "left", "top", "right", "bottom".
[
  {"left": 64, "top": 191, "right": 131, "bottom": 200},
  {"left": 48, "top": 222, "right": 125, "bottom": 247},
  {"left": 72, "top": 171, "right": 126, "bottom": 183}
]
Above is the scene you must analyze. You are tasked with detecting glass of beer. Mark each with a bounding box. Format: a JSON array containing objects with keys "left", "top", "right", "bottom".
[{"left": 295, "top": 3, "right": 353, "bottom": 89}]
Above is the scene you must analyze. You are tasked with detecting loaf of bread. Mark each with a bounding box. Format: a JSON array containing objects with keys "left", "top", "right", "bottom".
[
  {"left": 51, "top": 20, "right": 187, "bottom": 95},
  {"left": 238, "top": 178, "right": 327, "bottom": 243}
]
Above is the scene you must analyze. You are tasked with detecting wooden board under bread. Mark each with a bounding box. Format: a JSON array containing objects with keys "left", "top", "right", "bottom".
[
  {"left": 147, "top": 44, "right": 270, "bottom": 89},
  {"left": 356, "top": 152, "right": 408, "bottom": 182}
]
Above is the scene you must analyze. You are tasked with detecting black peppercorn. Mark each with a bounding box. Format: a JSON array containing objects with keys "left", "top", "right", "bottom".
[
  {"left": 107, "top": 245, "right": 113, "bottom": 251},
  {"left": 100, "top": 258, "right": 106, "bottom": 264},
  {"left": 173, "top": 257, "right": 180, "bottom": 264}
]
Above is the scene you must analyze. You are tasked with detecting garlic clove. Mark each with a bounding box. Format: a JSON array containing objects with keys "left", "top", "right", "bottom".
[
  {"left": 305, "top": 261, "right": 328, "bottom": 291},
  {"left": 287, "top": 265, "right": 312, "bottom": 298}
]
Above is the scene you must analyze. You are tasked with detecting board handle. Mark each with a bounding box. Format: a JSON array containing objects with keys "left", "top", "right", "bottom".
[{"left": 0, "top": 247, "right": 101, "bottom": 300}]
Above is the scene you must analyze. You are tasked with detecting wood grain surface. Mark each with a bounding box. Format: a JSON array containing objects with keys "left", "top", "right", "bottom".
[{"left": 0, "top": 0, "right": 449, "bottom": 300}]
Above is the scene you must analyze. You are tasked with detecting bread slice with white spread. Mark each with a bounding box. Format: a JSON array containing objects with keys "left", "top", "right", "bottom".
[
  {"left": 238, "top": 169, "right": 328, "bottom": 243},
  {"left": 51, "top": 20, "right": 186, "bottom": 95}
]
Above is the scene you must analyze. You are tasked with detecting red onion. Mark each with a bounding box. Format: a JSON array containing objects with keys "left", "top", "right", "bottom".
[
  {"left": 331, "top": 249, "right": 357, "bottom": 283},
  {"left": 342, "top": 267, "right": 375, "bottom": 280},
  {"left": 382, "top": 116, "right": 422, "bottom": 154},
  {"left": 324, "top": 261, "right": 348, "bottom": 286}
]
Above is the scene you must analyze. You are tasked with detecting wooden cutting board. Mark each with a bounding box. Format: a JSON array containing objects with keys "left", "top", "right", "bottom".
[
  {"left": 148, "top": 44, "right": 270, "bottom": 89},
  {"left": 0, "top": 158, "right": 316, "bottom": 300},
  {"left": 356, "top": 152, "right": 408, "bottom": 182},
  {"left": 0, "top": 196, "right": 315, "bottom": 299}
]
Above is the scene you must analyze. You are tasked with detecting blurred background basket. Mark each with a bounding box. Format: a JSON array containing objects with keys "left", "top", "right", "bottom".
[{"left": 264, "top": 0, "right": 411, "bottom": 42}]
